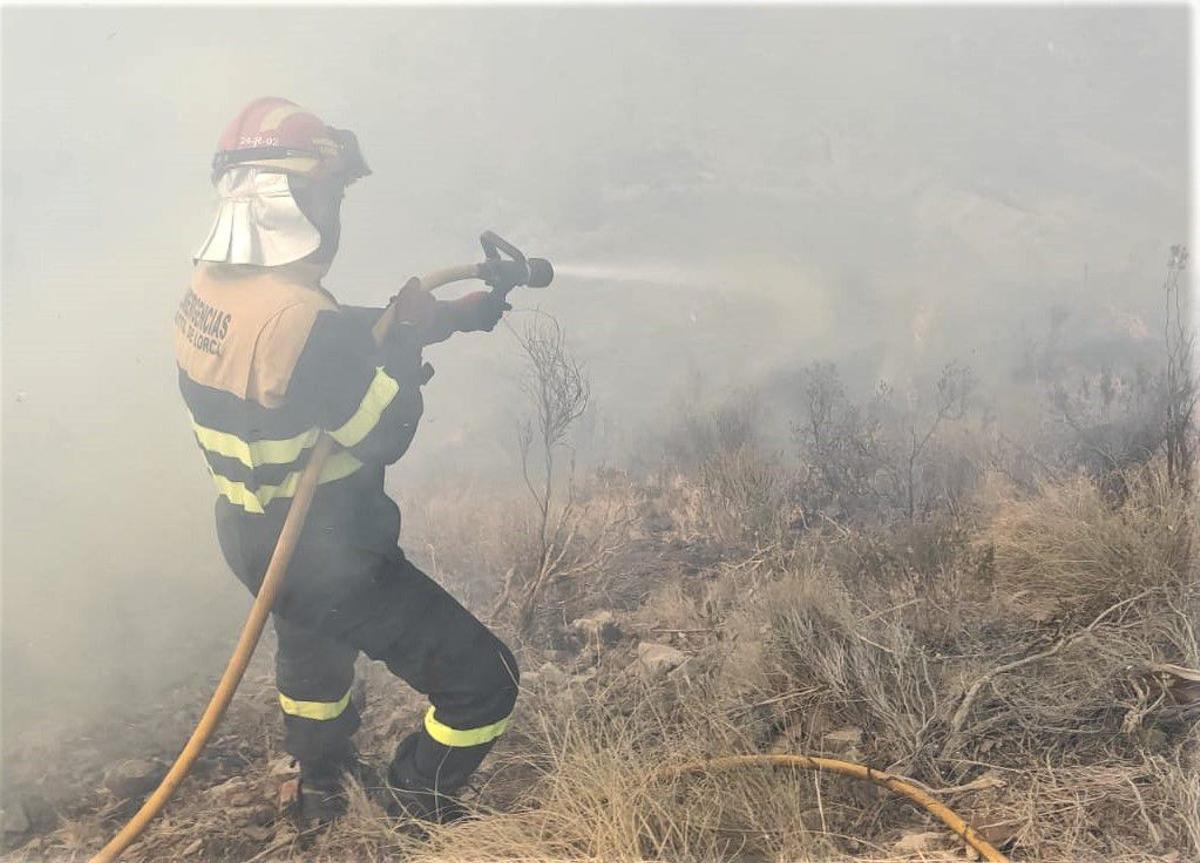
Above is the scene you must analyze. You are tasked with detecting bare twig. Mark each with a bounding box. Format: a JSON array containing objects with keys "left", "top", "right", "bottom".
[{"left": 504, "top": 314, "right": 593, "bottom": 631}]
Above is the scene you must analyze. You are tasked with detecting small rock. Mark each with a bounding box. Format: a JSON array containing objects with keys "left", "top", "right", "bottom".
[
  {"left": 571, "top": 609, "right": 614, "bottom": 630},
  {"left": 822, "top": 727, "right": 863, "bottom": 751},
  {"left": 636, "top": 642, "right": 687, "bottom": 677},
  {"left": 1, "top": 800, "right": 30, "bottom": 834},
  {"left": 205, "top": 775, "right": 252, "bottom": 804},
  {"left": 268, "top": 755, "right": 299, "bottom": 778},
  {"left": 977, "top": 821, "right": 1020, "bottom": 850},
  {"left": 103, "top": 758, "right": 166, "bottom": 799},
  {"left": 893, "top": 830, "right": 940, "bottom": 854},
  {"left": 952, "top": 770, "right": 1007, "bottom": 794},
  {"left": 571, "top": 610, "right": 621, "bottom": 645}
]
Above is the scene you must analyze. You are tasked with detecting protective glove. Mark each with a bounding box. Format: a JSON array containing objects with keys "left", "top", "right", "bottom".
[
  {"left": 449, "top": 290, "right": 511, "bottom": 333},
  {"left": 387, "top": 277, "right": 438, "bottom": 331},
  {"left": 380, "top": 278, "right": 434, "bottom": 380}
]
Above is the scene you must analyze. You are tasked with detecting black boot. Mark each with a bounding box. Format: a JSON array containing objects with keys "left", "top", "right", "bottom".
[
  {"left": 384, "top": 733, "right": 469, "bottom": 825},
  {"left": 296, "top": 748, "right": 361, "bottom": 827}
]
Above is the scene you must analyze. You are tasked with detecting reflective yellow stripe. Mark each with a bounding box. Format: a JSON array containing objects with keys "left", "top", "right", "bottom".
[
  {"left": 423, "top": 706, "right": 511, "bottom": 748},
  {"left": 191, "top": 417, "right": 318, "bottom": 467},
  {"left": 329, "top": 367, "right": 400, "bottom": 449},
  {"left": 210, "top": 449, "right": 363, "bottom": 514},
  {"left": 279, "top": 687, "right": 352, "bottom": 721}
]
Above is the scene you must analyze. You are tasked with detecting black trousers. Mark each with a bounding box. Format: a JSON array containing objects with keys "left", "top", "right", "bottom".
[{"left": 217, "top": 490, "right": 518, "bottom": 796}]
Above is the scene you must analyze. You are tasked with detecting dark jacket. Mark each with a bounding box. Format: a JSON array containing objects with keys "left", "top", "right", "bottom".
[{"left": 174, "top": 261, "right": 427, "bottom": 572}]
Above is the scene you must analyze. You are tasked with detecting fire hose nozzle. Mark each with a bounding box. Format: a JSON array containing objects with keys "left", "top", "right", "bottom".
[
  {"left": 526, "top": 257, "right": 554, "bottom": 288},
  {"left": 479, "top": 231, "right": 553, "bottom": 293},
  {"left": 479, "top": 257, "right": 554, "bottom": 289}
]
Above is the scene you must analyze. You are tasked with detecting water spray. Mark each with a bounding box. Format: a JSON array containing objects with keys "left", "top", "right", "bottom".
[{"left": 554, "top": 261, "right": 712, "bottom": 287}]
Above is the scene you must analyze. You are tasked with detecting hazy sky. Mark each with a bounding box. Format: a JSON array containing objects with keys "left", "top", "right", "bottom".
[{"left": 1, "top": 6, "right": 1188, "bottom": 738}]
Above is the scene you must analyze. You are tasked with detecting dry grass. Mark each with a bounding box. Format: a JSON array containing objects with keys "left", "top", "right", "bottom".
[
  {"left": 434, "top": 465, "right": 1194, "bottom": 862},
  {"left": 304, "top": 463, "right": 1197, "bottom": 862},
  {"left": 976, "top": 467, "right": 1192, "bottom": 622},
  {"left": 395, "top": 689, "right": 892, "bottom": 862},
  {"left": 10, "top": 444, "right": 1197, "bottom": 862}
]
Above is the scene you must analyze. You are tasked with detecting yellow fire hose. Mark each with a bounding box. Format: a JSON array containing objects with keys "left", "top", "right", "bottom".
[
  {"left": 663, "top": 755, "right": 1010, "bottom": 863},
  {"left": 90, "top": 265, "right": 482, "bottom": 863}
]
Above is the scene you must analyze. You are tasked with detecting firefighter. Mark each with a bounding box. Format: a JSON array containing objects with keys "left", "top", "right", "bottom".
[{"left": 175, "top": 97, "right": 519, "bottom": 826}]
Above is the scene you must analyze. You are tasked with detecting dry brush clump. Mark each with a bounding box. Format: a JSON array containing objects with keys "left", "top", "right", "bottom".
[
  {"left": 951, "top": 465, "right": 1199, "bottom": 856},
  {"left": 910, "top": 469, "right": 1193, "bottom": 858},
  {"left": 975, "top": 466, "right": 1192, "bottom": 622},
  {"left": 659, "top": 446, "right": 793, "bottom": 549},
  {"left": 392, "top": 673, "right": 921, "bottom": 863}
]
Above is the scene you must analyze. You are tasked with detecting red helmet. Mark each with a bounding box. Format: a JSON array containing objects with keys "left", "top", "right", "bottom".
[{"left": 211, "top": 97, "right": 370, "bottom": 183}]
